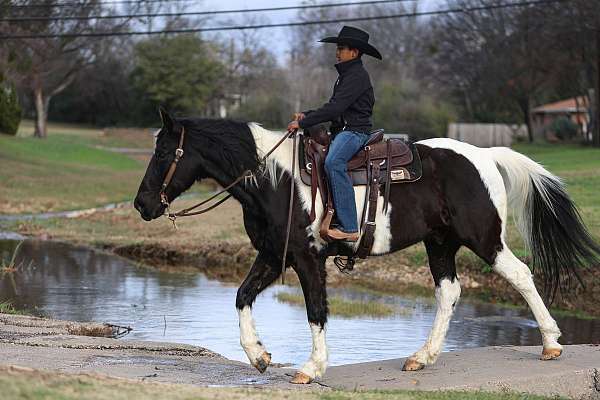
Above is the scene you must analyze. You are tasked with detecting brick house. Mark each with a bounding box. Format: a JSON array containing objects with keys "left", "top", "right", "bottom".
[{"left": 531, "top": 96, "right": 590, "bottom": 140}]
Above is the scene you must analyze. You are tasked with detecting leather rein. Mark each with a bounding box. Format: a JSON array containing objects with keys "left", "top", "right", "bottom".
[
  {"left": 158, "top": 125, "right": 253, "bottom": 228},
  {"left": 158, "top": 125, "right": 298, "bottom": 283}
]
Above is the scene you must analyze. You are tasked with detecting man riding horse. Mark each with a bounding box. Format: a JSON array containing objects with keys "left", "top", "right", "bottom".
[{"left": 287, "top": 25, "right": 382, "bottom": 242}]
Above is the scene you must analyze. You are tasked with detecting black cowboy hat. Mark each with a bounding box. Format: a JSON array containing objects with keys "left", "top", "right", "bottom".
[{"left": 319, "top": 25, "right": 382, "bottom": 60}]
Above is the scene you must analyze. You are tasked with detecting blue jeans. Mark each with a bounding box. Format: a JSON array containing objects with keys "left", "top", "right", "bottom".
[{"left": 324, "top": 130, "right": 369, "bottom": 233}]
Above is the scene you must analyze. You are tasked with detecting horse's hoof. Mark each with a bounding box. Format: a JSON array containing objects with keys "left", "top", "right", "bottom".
[
  {"left": 253, "top": 352, "right": 271, "bottom": 373},
  {"left": 541, "top": 347, "right": 562, "bottom": 360},
  {"left": 402, "top": 358, "right": 425, "bottom": 371},
  {"left": 290, "top": 371, "right": 312, "bottom": 384}
]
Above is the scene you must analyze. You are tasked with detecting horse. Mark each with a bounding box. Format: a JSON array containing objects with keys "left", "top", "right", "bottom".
[{"left": 134, "top": 108, "right": 600, "bottom": 384}]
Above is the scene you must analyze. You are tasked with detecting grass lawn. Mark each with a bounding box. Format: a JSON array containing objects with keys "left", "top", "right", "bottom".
[
  {"left": 16, "top": 119, "right": 156, "bottom": 148},
  {"left": 0, "top": 366, "right": 558, "bottom": 400},
  {"left": 0, "top": 120, "right": 158, "bottom": 214},
  {"left": 0, "top": 133, "right": 146, "bottom": 214}
]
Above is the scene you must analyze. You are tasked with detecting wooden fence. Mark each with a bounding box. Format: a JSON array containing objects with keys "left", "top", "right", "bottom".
[{"left": 447, "top": 123, "right": 527, "bottom": 147}]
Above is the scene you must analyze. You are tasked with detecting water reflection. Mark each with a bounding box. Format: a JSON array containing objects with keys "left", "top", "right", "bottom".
[{"left": 1, "top": 239, "right": 599, "bottom": 366}]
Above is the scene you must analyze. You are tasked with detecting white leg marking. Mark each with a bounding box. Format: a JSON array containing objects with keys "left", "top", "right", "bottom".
[
  {"left": 238, "top": 306, "right": 268, "bottom": 364},
  {"left": 368, "top": 191, "right": 392, "bottom": 255},
  {"left": 419, "top": 124, "right": 563, "bottom": 354},
  {"left": 493, "top": 248, "right": 562, "bottom": 350},
  {"left": 411, "top": 278, "right": 461, "bottom": 364},
  {"left": 299, "top": 323, "right": 329, "bottom": 379}
]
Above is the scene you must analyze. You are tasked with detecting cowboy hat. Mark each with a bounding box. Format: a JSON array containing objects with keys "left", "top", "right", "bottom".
[{"left": 319, "top": 25, "right": 382, "bottom": 60}]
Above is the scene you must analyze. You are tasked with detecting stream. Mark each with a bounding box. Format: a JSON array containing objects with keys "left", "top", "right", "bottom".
[{"left": 1, "top": 238, "right": 599, "bottom": 367}]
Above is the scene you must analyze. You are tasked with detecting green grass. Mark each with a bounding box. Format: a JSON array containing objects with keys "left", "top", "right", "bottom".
[
  {"left": 548, "top": 307, "right": 598, "bottom": 320},
  {"left": 0, "top": 240, "right": 22, "bottom": 275},
  {"left": 0, "top": 300, "right": 24, "bottom": 315},
  {"left": 0, "top": 133, "right": 147, "bottom": 214},
  {"left": 511, "top": 143, "right": 600, "bottom": 241},
  {"left": 0, "top": 367, "right": 559, "bottom": 400},
  {"left": 1, "top": 134, "right": 140, "bottom": 170},
  {"left": 16, "top": 119, "right": 155, "bottom": 148},
  {"left": 275, "top": 292, "right": 397, "bottom": 318}
]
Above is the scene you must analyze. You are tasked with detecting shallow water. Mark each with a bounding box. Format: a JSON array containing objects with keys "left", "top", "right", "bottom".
[{"left": 1, "top": 239, "right": 599, "bottom": 367}]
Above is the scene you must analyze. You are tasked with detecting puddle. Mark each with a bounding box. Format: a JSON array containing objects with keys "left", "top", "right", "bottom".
[{"left": 1, "top": 238, "right": 599, "bottom": 367}]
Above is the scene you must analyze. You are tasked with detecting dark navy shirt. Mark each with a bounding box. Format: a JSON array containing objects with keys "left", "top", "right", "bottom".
[{"left": 299, "top": 58, "right": 374, "bottom": 134}]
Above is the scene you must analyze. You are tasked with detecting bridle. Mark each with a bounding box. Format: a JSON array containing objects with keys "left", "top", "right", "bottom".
[
  {"left": 159, "top": 125, "right": 186, "bottom": 209},
  {"left": 157, "top": 124, "right": 247, "bottom": 224},
  {"left": 156, "top": 123, "right": 298, "bottom": 283}
]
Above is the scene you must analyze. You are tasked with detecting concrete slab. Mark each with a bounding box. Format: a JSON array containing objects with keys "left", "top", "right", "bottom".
[
  {"left": 2, "top": 313, "right": 600, "bottom": 398},
  {"left": 0, "top": 313, "right": 300, "bottom": 389},
  {"left": 322, "top": 345, "right": 600, "bottom": 399}
]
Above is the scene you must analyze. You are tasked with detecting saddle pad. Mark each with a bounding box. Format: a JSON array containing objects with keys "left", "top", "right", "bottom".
[{"left": 300, "top": 139, "right": 423, "bottom": 186}]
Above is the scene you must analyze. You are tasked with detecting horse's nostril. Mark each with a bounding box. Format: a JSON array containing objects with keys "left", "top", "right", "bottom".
[{"left": 134, "top": 198, "right": 144, "bottom": 214}]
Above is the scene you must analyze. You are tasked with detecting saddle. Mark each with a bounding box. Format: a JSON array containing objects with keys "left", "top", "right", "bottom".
[{"left": 299, "top": 125, "right": 422, "bottom": 260}]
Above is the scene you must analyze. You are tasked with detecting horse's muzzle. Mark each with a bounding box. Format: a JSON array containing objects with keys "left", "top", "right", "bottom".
[{"left": 134, "top": 195, "right": 164, "bottom": 221}]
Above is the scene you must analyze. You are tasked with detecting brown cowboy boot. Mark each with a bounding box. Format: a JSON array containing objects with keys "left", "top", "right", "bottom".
[{"left": 327, "top": 228, "right": 359, "bottom": 242}]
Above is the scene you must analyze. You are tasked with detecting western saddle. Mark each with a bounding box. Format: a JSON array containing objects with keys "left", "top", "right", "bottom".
[{"left": 299, "top": 125, "right": 423, "bottom": 263}]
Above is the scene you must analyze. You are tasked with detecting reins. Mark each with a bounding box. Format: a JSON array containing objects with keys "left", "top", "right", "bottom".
[
  {"left": 159, "top": 125, "right": 298, "bottom": 283},
  {"left": 280, "top": 129, "right": 297, "bottom": 284}
]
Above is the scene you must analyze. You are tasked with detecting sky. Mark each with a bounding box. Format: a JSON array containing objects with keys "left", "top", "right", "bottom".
[{"left": 193, "top": 0, "right": 445, "bottom": 64}]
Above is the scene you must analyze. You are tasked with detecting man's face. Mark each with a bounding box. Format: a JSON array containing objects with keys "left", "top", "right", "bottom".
[{"left": 336, "top": 45, "right": 359, "bottom": 63}]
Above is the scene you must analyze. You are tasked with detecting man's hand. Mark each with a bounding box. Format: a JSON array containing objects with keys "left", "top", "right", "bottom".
[
  {"left": 292, "top": 112, "right": 305, "bottom": 121},
  {"left": 287, "top": 120, "right": 300, "bottom": 132}
]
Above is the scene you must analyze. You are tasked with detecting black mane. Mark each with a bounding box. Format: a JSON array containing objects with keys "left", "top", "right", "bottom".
[{"left": 179, "top": 118, "right": 261, "bottom": 178}]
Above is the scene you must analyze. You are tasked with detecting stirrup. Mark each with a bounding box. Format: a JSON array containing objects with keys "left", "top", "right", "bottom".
[{"left": 333, "top": 256, "right": 355, "bottom": 274}]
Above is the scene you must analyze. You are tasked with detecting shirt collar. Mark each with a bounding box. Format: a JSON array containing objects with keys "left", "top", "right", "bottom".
[{"left": 335, "top": 58, "right": 362, "bottom": 75}]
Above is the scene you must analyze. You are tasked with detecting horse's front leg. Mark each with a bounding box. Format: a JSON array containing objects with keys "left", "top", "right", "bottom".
[
  {"left": 290, "top": 253, "right": 329, "bottom": 384},
  {"left": 236, "top": 252, "right": 281, "bottom": 373}
]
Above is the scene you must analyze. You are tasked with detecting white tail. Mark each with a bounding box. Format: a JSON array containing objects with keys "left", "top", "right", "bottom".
[{"left": 490, "top": 146, "right": 599, "bottom": 299}]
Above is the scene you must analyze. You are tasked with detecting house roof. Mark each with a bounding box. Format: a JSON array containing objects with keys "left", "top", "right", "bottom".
[{"left": 532, "top": 97, "right": 589, "bottom": 114}]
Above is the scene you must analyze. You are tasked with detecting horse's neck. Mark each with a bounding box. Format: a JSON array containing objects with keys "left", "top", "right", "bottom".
[
  {"left": 249, "top": 123, "right": 294, "bottom": 171},
  {"left": 214, "top": 122, "right": 294, "bottom": 218}
]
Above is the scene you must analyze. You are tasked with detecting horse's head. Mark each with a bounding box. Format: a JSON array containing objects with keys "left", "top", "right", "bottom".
[{"left": 134, "top": 107, "right": 205, "bottom": 221}]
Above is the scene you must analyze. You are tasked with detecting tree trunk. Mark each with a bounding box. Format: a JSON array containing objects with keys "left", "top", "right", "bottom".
[
  {"left": 518, "top": 97, "right": 534, "bottom": 143},
  {"left": 525, "top": 108, "right": 533, "bottom": 143},
  {"left": 595, "top": 28, "right": 600, "bottom": 147},
  {"left": 463, "top": 89, "right": 474, "bottom": 121},
  {"left": 33, "top": 85, "right": 49, "bottom": 139}
]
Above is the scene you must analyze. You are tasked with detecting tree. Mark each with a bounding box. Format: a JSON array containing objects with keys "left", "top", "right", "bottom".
[
  {"left": 215, "top": 23, "right": 293, "bottom": 126},
  {"left": 0, "top": 1, "right": 140, "bottom": 138},
  {"left": 132, "top": 34, "right": 224, "bottom": 115},
  {"left": 48, "top": 38, "right": 149, "bottom": 127},
  {"left": 426, "top": 0, "right": 546, "bottom": 141},
  {"left": 0, "top": 0, "right": 166, "bottom": 137},
  {"left": 0, "top": 74, "right": 21, "bottom": 135},
  {"left": 425, "top": 0, "right": 600, "bottom": 144}
]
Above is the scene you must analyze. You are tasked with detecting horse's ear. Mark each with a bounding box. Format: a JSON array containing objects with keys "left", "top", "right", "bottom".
[{"left": 158, "top": 105, "right": 174, "bottom": 132}]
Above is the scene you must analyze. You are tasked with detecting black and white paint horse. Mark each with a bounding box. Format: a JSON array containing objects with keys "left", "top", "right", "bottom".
[{"left": 134, "top": 110, "right": 600, "bottom": 384}]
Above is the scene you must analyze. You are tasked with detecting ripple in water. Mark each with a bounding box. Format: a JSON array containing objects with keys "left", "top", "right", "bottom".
[{"left": 1, "top": 238, "right": 599, "bottom": 366}]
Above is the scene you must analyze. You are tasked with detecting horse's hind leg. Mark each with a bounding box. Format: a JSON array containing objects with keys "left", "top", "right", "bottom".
[
  {"left": 493, "top": 246, "right": 562, "bottom": 359},
  {"left": 236, "top": 252, "right": 281, "bottom": 373},
  {"left": 403, "top": 237, "right": 461, "bottom": 371},
  {"left": 289, "top": 253, "right": 328, "bottom": 384}
]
